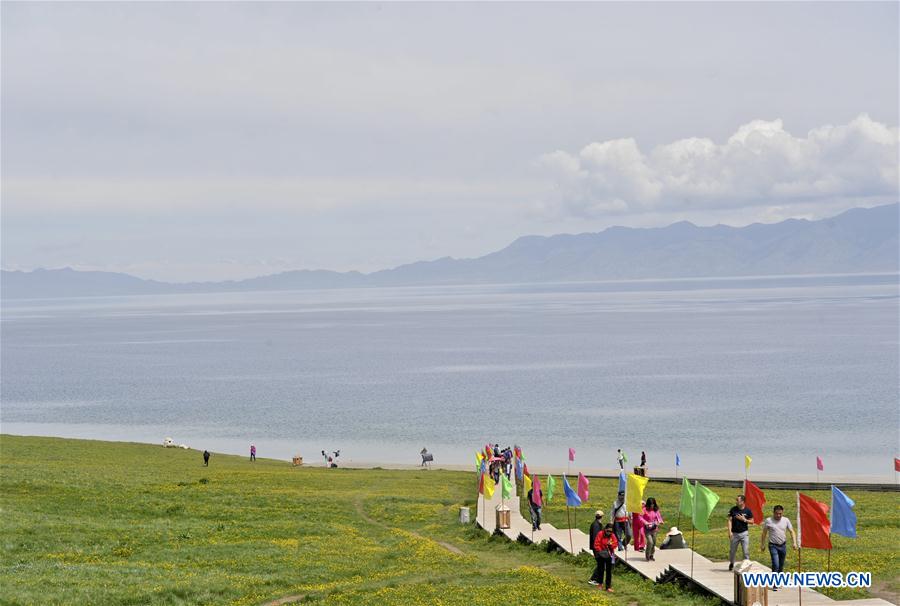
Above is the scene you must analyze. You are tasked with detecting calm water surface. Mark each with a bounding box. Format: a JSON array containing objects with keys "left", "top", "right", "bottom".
[{"left": 2, "top": 275, "right": 898, "bottom": 478}]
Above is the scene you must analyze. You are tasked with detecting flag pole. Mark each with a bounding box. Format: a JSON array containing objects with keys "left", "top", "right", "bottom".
[
  {"left": 827, "top": 485, "right": 832, "bottom": 573},
  {"left": 797, "top": 491, "right": 802, "bottom": 606},
  {"left": 690, "top": 526, "right": 695, "bottom": 578},
  {"left": 566, "top": 504, "right": 574, "bottom": 554}
]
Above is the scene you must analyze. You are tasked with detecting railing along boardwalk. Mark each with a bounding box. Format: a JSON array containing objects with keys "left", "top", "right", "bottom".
[{"left": 474, "top": 476, "right": 894, "bottom": 606}]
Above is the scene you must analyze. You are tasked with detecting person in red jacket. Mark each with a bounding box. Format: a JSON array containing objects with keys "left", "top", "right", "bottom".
[{"left": 592, "top": 523, "right": 618, "bottom": 592}]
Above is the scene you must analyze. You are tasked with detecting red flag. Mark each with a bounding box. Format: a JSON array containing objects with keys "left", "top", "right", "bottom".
[
  {"left": 816, "top": 456, "right": 824, "bottom": 471},
  {"left": 743, "top": 480, "right": 766, "bottom": 525},
  {"left": 894, "top": 458, "right": 900, "bottom": 472},
  {"left": 478, "top": 472, "right": 484, "bottom": 495},
  {"left": 568, "top": 447, "right": 576, "bottom": 462},
  {"left": 532, "top": 475, "right": 543, "bottom": 507},
  {"left": 523, "top": 463, "right": 530, "bottom": 478},
  {"left": 798, "top": 492, "right": 832, "bottom": 550}
]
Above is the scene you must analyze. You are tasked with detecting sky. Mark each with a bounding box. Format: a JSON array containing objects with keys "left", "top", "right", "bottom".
[{"left": 2, "top": 2, "right": 898, "bottom": 282}]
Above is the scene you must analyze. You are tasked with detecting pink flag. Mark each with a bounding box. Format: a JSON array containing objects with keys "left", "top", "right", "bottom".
[
  {"left": 568, "top": 448, "right": 576, "bottom": 462},
  {"left": 532, "top": 475, "right": 543, "bottom": 507},
  {"left": 577, "top": 472, "right": 590, "bottom": 502},
  {"left": 816, "top": 456, "right": 824, "bottom": 471}
]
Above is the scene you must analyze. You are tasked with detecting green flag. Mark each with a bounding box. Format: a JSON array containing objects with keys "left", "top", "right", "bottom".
[
  {"left": 692, "top": 481, "right": 720, "bottom": 533},
  {"left": 546, "top": 475, "right": 557, "bottom": 502},
  {"left": 679, "top": 477, "right": 694, "bottom": 518},
  {"left": 501, "top": 474, "right": 512, "bottom": 499}
]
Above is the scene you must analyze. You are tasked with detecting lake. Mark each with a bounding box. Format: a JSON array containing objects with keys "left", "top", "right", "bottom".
[{"left": 2, "top": 274, "right": 898, "bottom": 479}]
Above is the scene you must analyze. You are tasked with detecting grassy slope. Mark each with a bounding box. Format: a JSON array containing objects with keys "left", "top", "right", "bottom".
[{"left": 0, "top": 436, "right": 895, "bottom": 606}]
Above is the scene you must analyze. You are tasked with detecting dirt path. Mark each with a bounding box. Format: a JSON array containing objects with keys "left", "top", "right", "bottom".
[{"left": 352, "top": 497, "right": 465, "bottom": 555}]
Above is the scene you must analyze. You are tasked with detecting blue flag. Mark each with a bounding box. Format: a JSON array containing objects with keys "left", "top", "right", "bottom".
[
  {"left": 676, "top": 453, "right": 681, "bottom": 467},
  {"left": 831, "top": 486, "right": 857, "bottom": 538},
  {"left": 617, "top": 471, "right": 626, "bottom": 493},
  {"left": 562, "top": 474, "right": 582, "bottom": 507},
  {"left": 515, "top": 457, "right": 523, "bottom": 481}
]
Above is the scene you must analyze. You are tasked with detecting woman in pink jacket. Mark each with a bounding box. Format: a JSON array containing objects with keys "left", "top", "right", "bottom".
[{"left": 640, "top": 497, "right": 664, "bottom": 561}]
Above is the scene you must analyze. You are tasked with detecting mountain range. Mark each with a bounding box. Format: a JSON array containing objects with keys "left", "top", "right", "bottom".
[{"left": 3, "top": 203, "right": 897, "bottom": 299}]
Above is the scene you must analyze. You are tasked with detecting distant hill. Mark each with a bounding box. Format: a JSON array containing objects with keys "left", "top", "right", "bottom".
[{"left": 3, "top": 203, "right": 897, "bottom": 299}]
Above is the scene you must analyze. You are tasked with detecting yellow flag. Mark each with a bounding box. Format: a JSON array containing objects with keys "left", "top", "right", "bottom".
[
  {"left": 524, "top": 473, "right": 532, "bottom": 495},
  {"left": 745, "top": 455, "right": 752, "bottom": 471},
  {"left": 625, "top": 473, "right": 649, "bottom": 513},
  {"left": 484, "top": 474, "right": 496, "bottom": 499}
]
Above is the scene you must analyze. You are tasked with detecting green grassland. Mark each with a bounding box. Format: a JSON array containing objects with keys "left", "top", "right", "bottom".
[{"left": 0, "top": 436, "right": 896, "bottom": 606}]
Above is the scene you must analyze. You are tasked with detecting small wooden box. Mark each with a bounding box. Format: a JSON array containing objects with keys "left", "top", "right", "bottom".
[
  {"left": 292, "top": 456, "right": 303, "bottom": 467},
  {"left": 496, "top": 507, "right": 511, "bottom": 529}
]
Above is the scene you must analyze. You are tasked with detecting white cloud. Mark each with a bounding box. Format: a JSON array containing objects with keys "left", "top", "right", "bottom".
[{"left": 539, "top": 114, "right": 899, "bottom": 217}]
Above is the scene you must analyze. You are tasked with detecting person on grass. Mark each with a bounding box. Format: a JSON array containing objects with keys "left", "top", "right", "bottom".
[
  {"left": 592, "top": 523, "right": 618, "bottom": 592},
  {"left": 203, "top": 450, "right": 210, "bottom": 466},
  {"left": 250, "top": 444, "right": 256, "bottom": 462},
  {"left": 760, "top": 505, "right": 797, "bottom": 590},
  {"left": 727, "top": 494, "right": 754, "bottom": 570}
]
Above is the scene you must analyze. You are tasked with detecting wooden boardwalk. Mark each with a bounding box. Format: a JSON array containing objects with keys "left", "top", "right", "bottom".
[{"left": 475, "top": 478, "right": 894, "bottom": 606}]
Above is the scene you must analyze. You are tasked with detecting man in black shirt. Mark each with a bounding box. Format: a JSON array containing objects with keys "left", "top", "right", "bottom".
[
  {"left": 588, "top": 510, "right": 605, "bottom": 585},
  {"left": 727, "top": 494, "right": 753, "bottom": 570},
  {"left": 527, "top": 486, "right": 543, "bottom": 530}
]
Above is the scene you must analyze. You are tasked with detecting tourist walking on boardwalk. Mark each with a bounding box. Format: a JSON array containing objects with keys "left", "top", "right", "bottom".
[
  {"left": 250, "top": 444, "right": 256, "bottom": 462},
  {"left": 592, "top": 523, "right": 618, "bottom": 592},
  {"left": 616, "top": 449, "right": 625, "bottom": 470},
  {"left": 632, "top": 500, "right": 646, "bottom": 552},
  {"left": 527, "top": 484, "right": 543, "bottom": 531},
  {"left": 727, "top": 494, "right": 754, "bottom": 570},
  {"left": 611, "top": 491, "right": 631, "bottom": 551},
  {"left": 640, "top": 450, "right": 646, "bottom": 469},
  {"left": 588, "top": 510, "right": 605, "bottom": 585},
  {"left": 641, "top": 497, "right": 664, "bottom": 561},
  {"left": 203, "top": 450, "right": 210, "bottom": 466},
  {"left": 760, "top": 505, "right": 796, "bottom": 589}
]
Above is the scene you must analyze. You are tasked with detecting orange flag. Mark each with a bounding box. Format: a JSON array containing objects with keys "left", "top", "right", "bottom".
[
  {"left": 743, "top": 480, "right": 766, "bottom": 525},
  {"left": 798, "top": 492, "right": 832, "bottom": 550}
]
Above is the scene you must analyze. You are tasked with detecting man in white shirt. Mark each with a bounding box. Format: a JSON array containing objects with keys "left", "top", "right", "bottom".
[{"left": 759, "top": 505, "right": 797, "bottom": 590}]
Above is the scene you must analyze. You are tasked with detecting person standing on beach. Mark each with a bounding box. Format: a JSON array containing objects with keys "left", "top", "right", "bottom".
[
  {"left": 727, "top": 494, "right": 754, "bottom": 570},
  {"left": 250, "top": 444, "right": 256, "bottom": 462},
  {"left": 527, "top": 485, "right": 543, "bottom": 531},
  {"left": 640, "top": 451, "right": 647, "bottom": 468},
  {"left": 588, "top": 510, "right": 605, "bottom": 585},
  {"left": 611, "top": 491, "right": 631, "bottom": 551},
  {"left": 592, "top": 523, "right": 618, "bottom": 592},
  {"left": 203, "top": 450, "right": 210, "bottom": 466},
  {"left": 760, "top": 505, "right": 796, "bottom": 589},
  {"left": 617, "top": 449, "right": 625, "bottom": 470}
]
